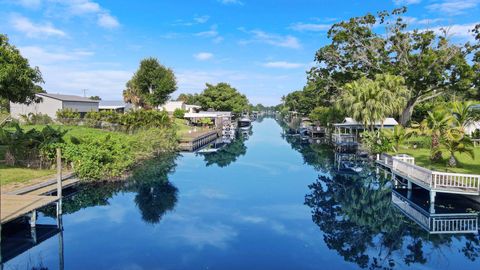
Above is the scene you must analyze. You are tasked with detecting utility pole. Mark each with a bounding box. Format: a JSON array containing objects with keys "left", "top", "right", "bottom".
[{"left": 82, "top": 89, "right": 88, "bottom": 97}]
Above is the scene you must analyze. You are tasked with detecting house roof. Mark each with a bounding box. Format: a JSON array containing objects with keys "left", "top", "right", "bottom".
[
  {"left": 99, "top": 100, "right": 131, "bottom": 109},
  {"left": 334, "top": 117, "right": 398, "bottom": 127},
  {"left": 185, "top": 104, "right": 201, "bottom": 108},
  {"left": 37, "top": 93, "right": 99, "bottom": 103}
]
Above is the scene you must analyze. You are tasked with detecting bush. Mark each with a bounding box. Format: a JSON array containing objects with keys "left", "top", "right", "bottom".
[
  {"left": 119, "top": 109, "right": 171, "bottom": 132},
  {"left": 173, "top": 108, "right": 186, "bottom": 119},
  {"left": 20, "top": 113, "right": 53, "bottom": 125},
  {"left": 63, "top": 134, "right": 135, "bottom": 180},
  {"left": 132, "top": 127, "right": 178, "bottom": 160},
  {"left": 56, "top": 109, "right": 80, "bottom": 125},
  {"left": 360, "top": 130, "right": 392, "bottom": 155},
  {"left": 85, "top": 111, "right": 121, "bottom": 128},
  {"left": 0, "top": 124, "right": 66, "bottom": 167}
]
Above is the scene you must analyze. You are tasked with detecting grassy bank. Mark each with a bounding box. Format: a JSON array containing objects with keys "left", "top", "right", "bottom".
[
  {"left": 0, "top": 164, "right": 55, "bottom": 186},
  {"left": 390, "top": 136, "right": 480, "bottom": 174}
]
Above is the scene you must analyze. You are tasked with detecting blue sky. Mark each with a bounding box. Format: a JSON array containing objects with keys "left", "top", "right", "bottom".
[{"left": 1, "top": 0, "right": 479, "bottom": 105}]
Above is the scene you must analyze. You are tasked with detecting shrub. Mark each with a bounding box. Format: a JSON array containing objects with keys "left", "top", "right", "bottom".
[
  {"left": 119, "top": 109, "right": 171, "bottom": 132},
  {"left": 360, "top": 130, "right": 392, "bottom": 155},
  {"left": 132, "top": 127, "right": 178, "bottom": 160},
  {"left": 20, "top": 113, "right": 53, "bottom": 125},
  {"left": 63, "top": 134, "right": 135, "bottom": 180},
  {"left": 173, "top": 108, "right": 186, "bottom": 119},
  {"left": 199, "top": 117, "right": 213, "bottom": 127},
  {"left": 0, "top": 124, "right": 66, "bottom": 167},
  {"left": 56, "top": 109, "right": 80, "bottom": 125}
]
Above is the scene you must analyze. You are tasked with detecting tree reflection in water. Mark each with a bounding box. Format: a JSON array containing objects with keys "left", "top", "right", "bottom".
[
  {"left": 278, "top": 119, "right": 480, "bottom": 269},
  {"left": 43, "top": 154, "right": 179, "bottom": 225},
  {"left": 200, "top": 134, "right": 248, "bottom": 167}
]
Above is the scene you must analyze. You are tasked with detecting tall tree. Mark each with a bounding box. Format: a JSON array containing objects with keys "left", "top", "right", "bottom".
[
  {"left": 468, "top": 24, "right": 480, "bottom": 100},
  {"left": 308, "top": 8, "right": 473, "bottom": 125},
  {"left": 197, "top": 83, "right": 249, "bottom": 114},
  {"left": 0, "top": 34, "right": 44, "bottom": 104},
  {"left": 123, "top": 58, "right": 177, "bottom": 109}
]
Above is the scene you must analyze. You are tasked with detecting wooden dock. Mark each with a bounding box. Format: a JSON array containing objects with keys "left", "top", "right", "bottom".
[
  {"left": 179, "top": 130, "right": 219, "bottom": 151},
  {"left": 1, "top": 194, "right": 58, "bottom": 224}
]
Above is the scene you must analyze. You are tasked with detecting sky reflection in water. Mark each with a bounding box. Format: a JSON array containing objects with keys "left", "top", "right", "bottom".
[{"left": 3, "top": 118, "right": 480, "bottom": 270}]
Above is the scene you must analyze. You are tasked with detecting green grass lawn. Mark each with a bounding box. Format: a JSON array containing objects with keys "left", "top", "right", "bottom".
[
  {"left": 392, "top": 145, "right": 480, "bottom": 175},
  {"left": 0, "top": 164, "right": 55, "bottom": 186},
  {"left": 174, "top": 118, "right": 212, "bottom": 141}
]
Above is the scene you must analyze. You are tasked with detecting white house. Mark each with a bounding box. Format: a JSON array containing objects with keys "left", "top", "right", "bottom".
[
  {"left": 10, "top": 93, "right": 99, "bottom": 119},
  {"left": 466, "top": 104, "right": 480, "bottom": 136},
  {"left": 160, "top": 101, "right": 201, "bottom": 113}
]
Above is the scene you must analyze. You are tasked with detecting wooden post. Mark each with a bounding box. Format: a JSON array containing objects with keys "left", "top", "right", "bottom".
[{"left": 56, "top": 148, "right": 62, "bottom": 199}]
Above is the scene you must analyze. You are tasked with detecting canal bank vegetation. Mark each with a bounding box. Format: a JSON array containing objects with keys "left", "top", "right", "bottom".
[
  {"left": 0, "top": 120, "right": 178, "bottom": 182},
  {"left": 277, "top": 7, "right": 480, "bottom": 173}
]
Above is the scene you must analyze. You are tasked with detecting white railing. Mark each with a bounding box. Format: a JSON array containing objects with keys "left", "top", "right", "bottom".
[
  {"left": 432, "top": 172, "right": 480, "bottom": 192},
  {"left": 392, "top": 192, "right": 479, "bottom": 234},
  {"left": 392, "top": 159, "right": 433, "bottom": 187},
  {"left": 392, "top": 193, "right": 430, "bottom": 229},
  {"left": 393, "top": 154, "right": 415, "bottom": 165},
  {"left": 380, "top": 153, "right": 480, "bottom": 194},
  {"left": 431, "top": 217, "right": 478, "bottom": 234}
]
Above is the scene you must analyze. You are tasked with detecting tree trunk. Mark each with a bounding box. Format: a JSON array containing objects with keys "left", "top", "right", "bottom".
[
  {"left": 431, "top": 135, "right": 442, "bottom": 161},
  {"left": 400, "top": 99, "right": 416, "bottom": 126},
  {"left": 448, "top": 154, "right": 457, "bottom": 167}
]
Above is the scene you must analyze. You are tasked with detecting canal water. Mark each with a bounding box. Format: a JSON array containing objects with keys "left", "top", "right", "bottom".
[{"left": 2, "top": 118, "right": 480, "bottom": 269}]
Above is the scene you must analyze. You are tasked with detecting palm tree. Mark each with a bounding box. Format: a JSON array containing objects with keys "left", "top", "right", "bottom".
[
  {"left": 413, "top": 110, "right": 453, "bottom": 161},
  {"left": 451, "top": 101, "right": 479, "bottom": 131},
  {"left": 383, "top": 125, "right": 413, "bottom": 152},
  {"left": 339, "top": 74, "right": 409, "bottom": 131},
  {"left": 442, "top": 128, "right": 475, "bottom": 167}
]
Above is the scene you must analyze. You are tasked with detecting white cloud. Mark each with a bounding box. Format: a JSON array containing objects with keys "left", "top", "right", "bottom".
[
  {"left": 239, "top": 29, "right": 301, "bottom": 49},
  {"left": 289, "top": 22, "right": 330, "bottom": 32},
  {"left": 195, "top": 25, "right": 223, "bottom": 43},
  {"left": 427, "top": 0, "right": 480, "bottom": 15},
  {"left": 401, "top": 16, "right": 444, "bottom": 25},
  {"left": 262, "top": 61, "right": 304, "bottom": 69},
  {"left": 27, "top": 0, "right": 120, "bottom": 29},
  {"left": 67, "top": 0, "right": 101, "bottom": 14},
  {"left": 194, "top": 15, "right": 210, "bottom": 24},
  {"left": 394, "top": 0, "right": 422, "bottom": 5},
  {"left": 425, "top": 22, "right": 479, "bottom": 41},
  {"left": 97, "top": 13, "right": 120, "bottom": 29},
  {"left": 19, "top": 46, "right": 94, "bottom": 65},
  {"left": 15, "top": 0, "right": 42, "bottom": 9},
  {"left": 44, "top": 68, "right": 131, "bottom": 97},
  {"left": 194, "top": 52, "right": 214, "bottom": 61},
  {"left": 10, "top": 14, "right": 66, "bottom": 38},
  {"left": 217, "top": 0, "right": 244, "bottom": 5}
]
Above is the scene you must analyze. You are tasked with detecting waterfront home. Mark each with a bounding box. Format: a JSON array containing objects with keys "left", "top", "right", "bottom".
[
  {"left": 99, "top": 100, "right": 132, "bottom": 113},
  {"left": 184, "top": 111, "right": 232, "bottom": 128},
  {"left": 159, "top": 101, "right": 201, "bottom": 114},
  {"left": 10, "top": 93, "right": 99, "bottom": 119},
  {"left": 466, "top": 104, "right": 480, "bottom": 136},
  {"left": 332, "top": 117, "right": 398, "bottom": 150}
]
